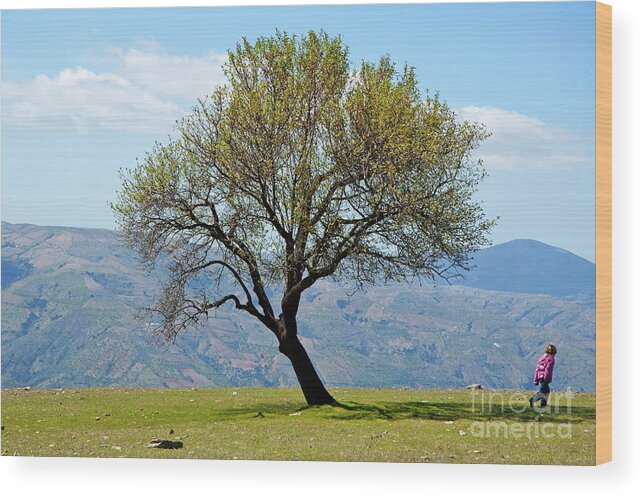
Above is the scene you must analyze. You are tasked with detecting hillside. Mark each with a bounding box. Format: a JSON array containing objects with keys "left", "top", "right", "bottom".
[{"left": 1, "top": 222, "right": 596, "bottom": 391}]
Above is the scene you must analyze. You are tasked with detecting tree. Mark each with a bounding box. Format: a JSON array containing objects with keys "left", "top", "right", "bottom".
[{"left": 113, "top": 31, "right": 494, "bottom": 406}]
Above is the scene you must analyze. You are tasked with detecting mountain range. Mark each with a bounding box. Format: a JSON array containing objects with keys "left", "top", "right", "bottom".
[{"left": 1, "top": 222, "right": 596, "bottom": 391}]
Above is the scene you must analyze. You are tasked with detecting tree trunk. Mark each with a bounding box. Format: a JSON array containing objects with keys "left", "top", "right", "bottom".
[{"left": 278, "top": 335, "right": 336, "bottom": 406}]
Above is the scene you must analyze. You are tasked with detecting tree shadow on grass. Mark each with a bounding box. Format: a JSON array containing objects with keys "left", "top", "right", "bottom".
[
  {"left": 210, "top": 400, "right": 594, "bottom": 424},
  {"left": 330, "top": 401, "right": 595, "bottom": 424}
]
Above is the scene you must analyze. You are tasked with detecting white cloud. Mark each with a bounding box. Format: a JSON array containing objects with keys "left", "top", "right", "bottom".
[
  {"left": 3, "top": 51, "right": 595, "bottom": 165},
  {"left": 111, "top": 46, "right": 227, "bottom": 101},
  {"left": 3, "top": 68, "right": 182, "bottom": 133},
  {"left": 2, "top": 43, "right": 227, "bottom": 134},
  {"left": 459, "top": 106, "right": 594, "bottom": 170}
]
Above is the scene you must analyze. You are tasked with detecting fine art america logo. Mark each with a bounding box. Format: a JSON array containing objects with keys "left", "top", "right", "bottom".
[{"left": 468, "top": 389, "right": 575, "bottom": 439}]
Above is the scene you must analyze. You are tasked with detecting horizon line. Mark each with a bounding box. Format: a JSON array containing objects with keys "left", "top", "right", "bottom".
[{"left": 0, "top": 218, "right": 596, "bottom": 265}]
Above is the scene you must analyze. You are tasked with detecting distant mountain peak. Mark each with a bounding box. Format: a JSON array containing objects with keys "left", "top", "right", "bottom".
[
  {"left": 489, "top": 238, "right": 593, "bottom": 262},
  {"left": 454, "top": 238, "right": 595, "bottom": 300}
]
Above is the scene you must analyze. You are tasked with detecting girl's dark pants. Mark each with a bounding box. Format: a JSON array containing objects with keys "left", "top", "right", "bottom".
[{"left": 532, "top": 380, "right": 550, "bottom": 407}]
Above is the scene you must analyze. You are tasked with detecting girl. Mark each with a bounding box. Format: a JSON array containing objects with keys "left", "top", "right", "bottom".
[{"left": 530, "top": 344, "right": 557, "bottom": 408}]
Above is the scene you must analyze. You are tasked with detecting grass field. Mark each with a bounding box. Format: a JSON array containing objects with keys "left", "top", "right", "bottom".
[{"left": 1, "top": 387, "right": 595, "bottom": 464}]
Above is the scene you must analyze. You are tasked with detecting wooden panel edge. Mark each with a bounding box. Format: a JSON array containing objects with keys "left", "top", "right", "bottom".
[{"left": 595, "top": 1, "right": 612, "bottom": 466}]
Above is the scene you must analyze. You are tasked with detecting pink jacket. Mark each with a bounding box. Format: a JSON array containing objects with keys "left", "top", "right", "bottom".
[{"left": 533, "top": 353, "right": 555, "bottom": 384}]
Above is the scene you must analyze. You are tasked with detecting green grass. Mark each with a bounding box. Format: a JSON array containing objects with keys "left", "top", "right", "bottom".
[{"left": 1, "top": 387, "right": 595, "bottom": 464}]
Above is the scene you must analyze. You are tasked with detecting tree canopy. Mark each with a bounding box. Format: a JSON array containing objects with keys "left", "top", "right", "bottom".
[{"left": 113, "top": 30, "right": 494, "bottom": 405}]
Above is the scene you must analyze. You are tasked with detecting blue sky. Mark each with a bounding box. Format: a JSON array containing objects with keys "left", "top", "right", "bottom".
[{"left": 1, "top": 2, "right": 597, "bottom": 261}]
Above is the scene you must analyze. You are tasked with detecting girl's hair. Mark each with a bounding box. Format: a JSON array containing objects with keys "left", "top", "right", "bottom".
[{"left": 545, "top": 344, "right": 557, "bottom": 355}]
